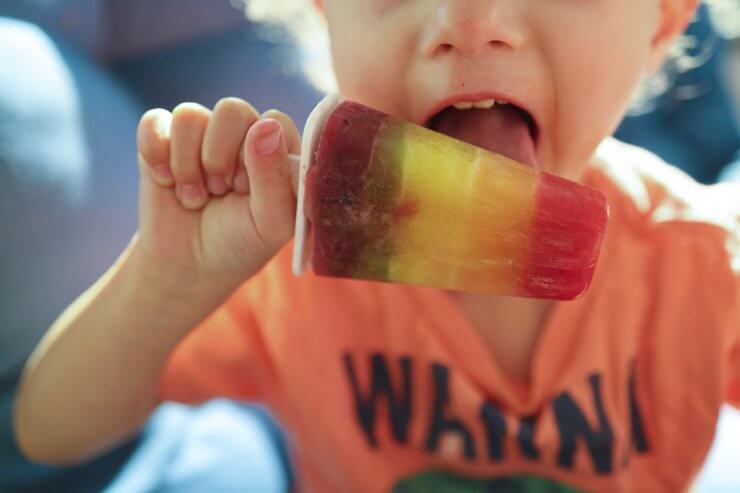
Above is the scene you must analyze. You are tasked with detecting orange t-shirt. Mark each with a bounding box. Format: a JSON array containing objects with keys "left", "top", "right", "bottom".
[{"left": 160, "top": 139, "right": 740, "bottom": 493}]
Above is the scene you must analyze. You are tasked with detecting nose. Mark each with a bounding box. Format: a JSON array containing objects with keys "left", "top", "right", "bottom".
[{"left": 423, "top": 0, "right": 526, "bottom": 58}]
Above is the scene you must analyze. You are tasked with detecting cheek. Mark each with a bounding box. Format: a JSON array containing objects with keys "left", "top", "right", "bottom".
[
  {"left": 325, "top": 4, "right": 417, "bottom": 116},
  {"left": 542, "top": 5, "right": 657, "bottom": 173},
  {"left": 562, "top": 33, "right": 649, "bottom": 129},
  {"left": 329, "top": 31, "right": 395, "bottom": 109}
]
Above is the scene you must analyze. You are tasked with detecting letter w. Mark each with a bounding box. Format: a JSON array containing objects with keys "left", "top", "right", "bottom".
[{"left": 343, "top": 353, "right": 413, "bottom": 448}]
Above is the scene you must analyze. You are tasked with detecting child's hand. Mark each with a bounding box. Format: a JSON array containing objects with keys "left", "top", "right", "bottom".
[
  {"left": 135, "top": 98, "right": 300, "bottom": 291},
  {"left": 13, "top": 98, "right": 302, "bottom": 464}
]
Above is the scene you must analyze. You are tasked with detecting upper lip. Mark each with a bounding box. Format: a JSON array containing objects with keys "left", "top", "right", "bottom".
[{"left": 420, "top": 92, "right": 540, "bottom": 146}]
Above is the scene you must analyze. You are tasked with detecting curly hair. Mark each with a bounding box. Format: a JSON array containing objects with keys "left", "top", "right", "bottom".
[{"left": 236, "top": 0, "right": 335, "bottom": 91}]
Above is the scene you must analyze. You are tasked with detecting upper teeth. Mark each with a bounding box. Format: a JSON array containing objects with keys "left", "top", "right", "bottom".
[{"left": 453, "top": 99, "right": 505, "bottom": 110}]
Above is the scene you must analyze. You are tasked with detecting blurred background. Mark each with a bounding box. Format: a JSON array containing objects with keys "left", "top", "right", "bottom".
[{"left": 0, "top": 1, "right": 738, "bottom": 492}]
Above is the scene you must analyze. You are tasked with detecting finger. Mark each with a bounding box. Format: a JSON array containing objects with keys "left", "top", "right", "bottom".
[
  {"left": 261, "top": 109, "right": 301, "bottom": 155},
  {"left": 202, "top": 98, "right": 259, "bottom": 196},
  {"left": 170, "top": 103, "right": 211, "bottom": 210},
  {"left": 233, "top": 143, "right": 250, "bottom": 195},
  {"left": 137, "top": 109, "right": 173, "bottom": 186},
  {"left": 244, "top": 118, "right": 296, "bottom": 249}
]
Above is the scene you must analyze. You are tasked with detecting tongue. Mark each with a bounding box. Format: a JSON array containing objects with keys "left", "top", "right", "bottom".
[{"left": 431, "top": 106, "right": 538, "bottom": 168}]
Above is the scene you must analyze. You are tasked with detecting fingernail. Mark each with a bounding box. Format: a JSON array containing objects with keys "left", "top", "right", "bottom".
[
  {"left": 207, "top": 175, "right": 228, "bottom": 196},
  {"left": 153, "top": 165, "right": 174, "bottom": 185},
  {"left": 234, "top": 169, "right": 249, "bottom": 194},
  {"left": 179, "top": 184, "right": 206, "bottom": 209},
  {"left": 254, "top": 121, "right": 284, "bottom": 156}
]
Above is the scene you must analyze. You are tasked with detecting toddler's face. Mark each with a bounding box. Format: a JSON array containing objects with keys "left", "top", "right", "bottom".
[{"left": 321, "top": 0, "right": 693, "bottom": 179}]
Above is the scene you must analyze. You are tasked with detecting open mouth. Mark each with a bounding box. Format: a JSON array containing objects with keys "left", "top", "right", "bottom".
[{"left": 425, "top": 99, "right": 540, "bottom": 168}]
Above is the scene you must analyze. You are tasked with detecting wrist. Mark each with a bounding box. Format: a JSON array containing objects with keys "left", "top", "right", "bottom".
[{"left": 119, "top": 236, "right": 238, "bottom": 330}]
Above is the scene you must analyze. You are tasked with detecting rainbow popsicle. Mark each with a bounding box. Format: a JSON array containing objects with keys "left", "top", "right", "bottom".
[{"left": 297, "top": 100, "right": 608, "bottom": 300}]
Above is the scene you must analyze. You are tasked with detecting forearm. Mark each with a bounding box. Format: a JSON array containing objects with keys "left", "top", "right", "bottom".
[{"left": 13, "top": 234, "right": 233, "bottom": 465}]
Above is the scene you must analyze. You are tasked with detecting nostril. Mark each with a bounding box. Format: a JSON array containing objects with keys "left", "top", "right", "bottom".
[
  {"left": 487, "top": 40, "right": 507, "bottom": 49},
  {"left": 437, "top": 43, "right": 454, "bottom": 55}
]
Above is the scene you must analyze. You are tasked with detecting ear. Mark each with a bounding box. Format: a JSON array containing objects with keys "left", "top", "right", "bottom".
[{"left": 646, "top": 0, "right": 700, "bottom": 73}]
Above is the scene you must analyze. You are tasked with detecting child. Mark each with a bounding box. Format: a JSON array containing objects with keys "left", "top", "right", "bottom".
[{"left": 13, "top": 1, "right": 740, "bottom": 491}]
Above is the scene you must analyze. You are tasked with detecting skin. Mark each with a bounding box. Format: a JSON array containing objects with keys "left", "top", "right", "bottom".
[
  {"left": 321, "top": 0, "right": 698, "bottom": 379},
  {"left": 14, "top": 0, "right": 697, "bottom": 466}
]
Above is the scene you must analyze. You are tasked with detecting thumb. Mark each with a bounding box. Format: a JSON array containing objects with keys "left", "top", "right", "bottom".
[
  {"left": 243, "top": 118, "right": 297, "bottom": 250},
  {"left": 261, "top": 109, "right": 302, "bottom": 193}
]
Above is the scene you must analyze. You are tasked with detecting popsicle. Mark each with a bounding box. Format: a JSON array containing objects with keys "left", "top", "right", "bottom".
[{"left": 294, "top": 99, "right": 608, "bottom": 300}]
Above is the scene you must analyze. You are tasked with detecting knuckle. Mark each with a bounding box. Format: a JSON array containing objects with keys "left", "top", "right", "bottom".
[
  {"left": 262, "top": 109, "right": 300, "bottom": 137},
  {"left": 137, "top": 112, "right": 171, "bottom": 165},
  {"left": 261, "top": 108, "right": 281, "bottom": 117},
  {"left": 173, "top": 101, "right": 207, "bottom": 115},
  {"left": 174, "top": 172, "right": 202, "bottom": 186},
  {"left": 172, "top": 103, "right": 210, "bottom": 129},
  {"left": 262, "top": 109, "right": 293, "bottom": 121},
  {"left": 216, "top": 97, "right": 258, "bottom": 121},
  {"left": 140, "top": 108, "right": 162, "bottom": 125},
  {"left": 170, "top": 155, "right": 201, "bottom": 180},
  {"left": 201, "top": 148, "right": 226, "bottom": 173},
  {"left": 138, "top": 109, "right": 170, "bottom": 135},
  {"left": 262, "top": 109, "right": 293, "bottom": 126},
  {"left": 138, "top": 140, "right": 158, "bottom": 165},
  {"left": 200, "top": 149, "right": 217, "bottom": 171}
]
